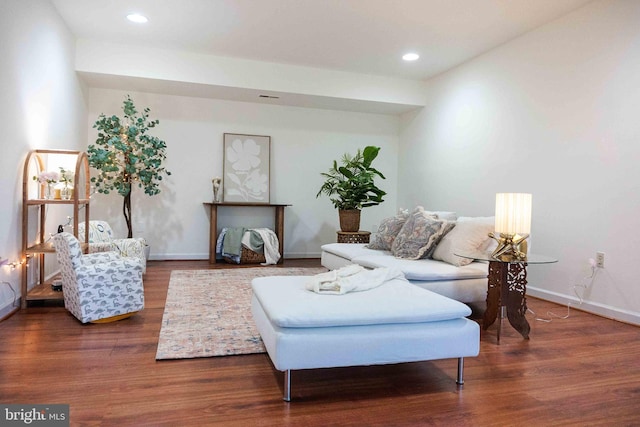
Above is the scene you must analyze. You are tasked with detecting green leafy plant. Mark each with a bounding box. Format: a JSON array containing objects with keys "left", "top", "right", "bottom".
[
  {"left": 316, "top": 146, "right": 386, "bottom": 210},
  {"left": 88, "top": 95, "right": 171, "bottom": 238}
]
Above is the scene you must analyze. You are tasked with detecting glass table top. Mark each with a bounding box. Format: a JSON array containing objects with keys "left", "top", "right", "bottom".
[{"left": 455, "top": 251, "right": 558, "bottom": 264}]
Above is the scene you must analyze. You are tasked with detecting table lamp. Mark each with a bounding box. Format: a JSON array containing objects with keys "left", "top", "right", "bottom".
[{"left": 489, "top": 193, "right": 532, "bottom": 261}]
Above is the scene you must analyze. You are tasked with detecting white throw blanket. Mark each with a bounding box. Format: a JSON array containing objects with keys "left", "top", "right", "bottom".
[
  {"left": 306, "top": 265, "right": 406, "bottom": 295},
  {"left": 251, "top": 228, "right": 281, "bottom": 265}
]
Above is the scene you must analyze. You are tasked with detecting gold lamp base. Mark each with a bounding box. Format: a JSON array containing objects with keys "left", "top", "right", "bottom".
[{"left": 488, "top": 232, "right": 529, "bottom": 262}]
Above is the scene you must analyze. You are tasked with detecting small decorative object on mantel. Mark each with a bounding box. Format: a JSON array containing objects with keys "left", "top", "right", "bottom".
[
  {"left": 212, "top": 177, "right": 222, "bottom": 203},
  {"left": 316, "top": 146, "right": 386, "bottom": 232},
  {"left": 223, "top": 133, "right": 270, "bottom": 203}
]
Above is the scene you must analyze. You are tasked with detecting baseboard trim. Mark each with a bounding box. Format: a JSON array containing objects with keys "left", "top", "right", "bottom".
[
  {"left": 0, "top": 302, "right": 20, "bottom": 321},
  {"left": 148, "top": 253, "right": 209, "bottom": 261},
  {"left": 528, "top": 286, "right": 640, "bottom": 327},
  {"left": 148, "top": 252, "right": 322, "bottom": 261},
  {"left": 0, "top": 280, "right": 21, "bottom": 321}
]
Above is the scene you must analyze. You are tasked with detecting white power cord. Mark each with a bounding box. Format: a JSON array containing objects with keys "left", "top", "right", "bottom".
[{"left": 529, "top": 258, "right": 599, "bottom": 323}]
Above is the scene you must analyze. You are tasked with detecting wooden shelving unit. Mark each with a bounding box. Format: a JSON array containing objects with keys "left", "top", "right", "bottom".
[{"left": 21, "top": 149, "right": 91, "bottom": 308}]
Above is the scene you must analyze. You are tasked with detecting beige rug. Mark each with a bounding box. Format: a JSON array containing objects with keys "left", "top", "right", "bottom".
[{"left": 156, "top": 267, "right": 326, "bottom": 360}]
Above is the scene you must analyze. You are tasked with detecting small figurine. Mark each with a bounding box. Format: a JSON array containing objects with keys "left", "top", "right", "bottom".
[
  {"left": 488, "top": 232, "right": 529, "bottom": 261},
  {"left": 212, "top": 177, "right": 222, "bottom": 202}
]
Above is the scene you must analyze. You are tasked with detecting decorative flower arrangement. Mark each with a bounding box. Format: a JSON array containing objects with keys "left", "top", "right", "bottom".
[
  {"left": 33, "top": 171, "right": 60, "bottom": 184},
  {"left": 32, "top": 171, "right": 60, "bottom": 199},
  {"left": 57, "top": 167, "right": 74, "bottom": 200},
  {"left": 58, "top": 167, "right": 74, "bottom": 185}
]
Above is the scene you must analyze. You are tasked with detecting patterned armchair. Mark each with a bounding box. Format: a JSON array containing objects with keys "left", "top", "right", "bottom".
[
  {"left": 78, "top": 220, "right": 147, "bottom": 273},
  {"left": 53, "top": 232, "right": 145, "bottom": 324}
]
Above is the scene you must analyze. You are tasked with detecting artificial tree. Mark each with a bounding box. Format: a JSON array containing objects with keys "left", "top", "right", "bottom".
[{"left": 88, "top": 95, "right": 171, "bottom": 238}]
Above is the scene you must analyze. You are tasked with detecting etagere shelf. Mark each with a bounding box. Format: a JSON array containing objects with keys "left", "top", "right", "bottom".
[{"left": 21, "top": 149, "right": 91, "bottom": 308}]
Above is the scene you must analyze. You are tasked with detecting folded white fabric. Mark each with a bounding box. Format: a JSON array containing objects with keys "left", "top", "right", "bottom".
[
  {"left": 251, "top": 228, "right": 281, "bottom": 265},
  {"left": 305, "top": 264, "right": 406, "bottom": 295}
]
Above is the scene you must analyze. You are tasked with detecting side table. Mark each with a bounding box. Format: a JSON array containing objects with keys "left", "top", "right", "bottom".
[
  {"left": 203, "top": 202, "right": 291, "bottom": 264},
  {"left": 337, "top": 231, "right": 371, "bottom": 244},
  {"left": 456, "top": 251, "right": 557, "bottom": 343}
]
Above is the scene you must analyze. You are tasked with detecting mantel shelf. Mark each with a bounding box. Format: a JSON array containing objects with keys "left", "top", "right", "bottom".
[
  {"left": 26, "top": 199, "right": 90, "bottom": 205},
  {"left": 26, "top": 242, "right": 88, "bottom": 254},
  {"left": 203, "top": 202, "right": 291, "bottom": 207}
]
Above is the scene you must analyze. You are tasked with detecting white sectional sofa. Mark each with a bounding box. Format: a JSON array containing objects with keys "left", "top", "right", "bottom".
[
  {"left": 321, "top": 207, "right": 496, "bottom": 305},
  {"left": 321, "top": 243, "right": 488, "bottom": 303}
]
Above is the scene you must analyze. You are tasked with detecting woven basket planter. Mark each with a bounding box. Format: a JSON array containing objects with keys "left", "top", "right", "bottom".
[
  {"left": 224, "top": 246, "right": 266, "bottom": 264},
  {"left": 338, "top": 209, "right": 361, "bottom": 232}
]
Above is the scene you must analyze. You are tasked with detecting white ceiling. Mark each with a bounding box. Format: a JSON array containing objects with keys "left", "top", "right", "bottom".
[{"left": 51, "top": 0, "right": 594, "bottom": 112}]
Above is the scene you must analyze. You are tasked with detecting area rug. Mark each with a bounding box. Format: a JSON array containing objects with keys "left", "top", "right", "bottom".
[{"left": 156, "top": 267, "right": 327, "bottom": 360}]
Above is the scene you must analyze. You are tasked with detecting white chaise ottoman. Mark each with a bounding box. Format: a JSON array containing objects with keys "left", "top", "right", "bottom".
[{"left": 251, "top": 275, "right": 480, "bottom": 401}]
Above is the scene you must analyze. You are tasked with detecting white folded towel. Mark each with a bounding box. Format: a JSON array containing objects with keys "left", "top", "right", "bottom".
[
  {"left": 251, "top": 228, "right": 281, "bottom": 265},
  {"left": 306, "top": 265, "right": 405, "bottom": 295}
]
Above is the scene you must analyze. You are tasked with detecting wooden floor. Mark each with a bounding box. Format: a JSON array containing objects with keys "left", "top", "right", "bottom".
[{"left": 1, "top": 259, "right": 639, "bottom": 426}]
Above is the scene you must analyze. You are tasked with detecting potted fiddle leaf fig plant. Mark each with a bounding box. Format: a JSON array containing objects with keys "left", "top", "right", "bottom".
[
  {"left": 88, "top": 95, "right": 171, "bottom": 238},
  {"left": 316, "top": 145, "right": 386, "bottom": 232}
]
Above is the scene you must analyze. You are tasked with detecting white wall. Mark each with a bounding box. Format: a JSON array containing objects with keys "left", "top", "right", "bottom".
[
  {"left": 399, "top": 0, "right": 640, "bottom": 324},
  {"left": 0, "top": 0, "right": 87, "bottom": 317},
  {"left": 87, "top": 89, "right": 399, "bottom": 260}
]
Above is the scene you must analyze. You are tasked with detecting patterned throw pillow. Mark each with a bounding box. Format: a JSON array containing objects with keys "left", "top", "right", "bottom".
[
  {"left": 391, "top": 206, "right": 455, "bottom": 260},
  {"left": 367, "top": 212, "right": 409, "bottom": 250}
]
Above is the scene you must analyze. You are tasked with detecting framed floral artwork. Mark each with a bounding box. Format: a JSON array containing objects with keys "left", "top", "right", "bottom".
[{"left": 223, "top": 133, "right": 270, "bottom": 203}]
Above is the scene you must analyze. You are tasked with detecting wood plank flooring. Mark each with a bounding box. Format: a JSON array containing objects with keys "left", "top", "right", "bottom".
[{"left": 1, "top": 259, "right": 639, "bottom": 426}]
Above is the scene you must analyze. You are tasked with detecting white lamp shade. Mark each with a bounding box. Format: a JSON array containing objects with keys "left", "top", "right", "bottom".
[{"left": 494, "top": 193, "right": 532, "bottom": 235}]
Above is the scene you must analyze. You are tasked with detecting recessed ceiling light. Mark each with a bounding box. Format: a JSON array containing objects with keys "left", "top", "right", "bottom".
[
  {"left": 127, "top": 14, "right": 148, "bottom": 23},
  {"left": 402, "top": 53, "right": 420, "bottom": 61}
]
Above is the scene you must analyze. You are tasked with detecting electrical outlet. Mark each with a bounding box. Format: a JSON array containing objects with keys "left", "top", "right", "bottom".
[{"left": 596, "top": 252, "right": 605, "bottom": 268}]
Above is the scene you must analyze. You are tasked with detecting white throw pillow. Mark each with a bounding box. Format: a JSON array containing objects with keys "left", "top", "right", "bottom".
[{"left": 432, "top": 216, "right": 495, "bottom": 266}]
